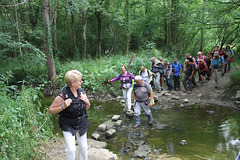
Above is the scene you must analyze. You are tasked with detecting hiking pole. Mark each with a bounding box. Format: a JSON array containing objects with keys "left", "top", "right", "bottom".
[{"left": 127, "top": 53, "right": 136, "bottom": 71}]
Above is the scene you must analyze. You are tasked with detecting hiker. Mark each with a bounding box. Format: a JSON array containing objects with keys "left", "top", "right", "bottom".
[
  {"left": 158, "top": 57, "right": 165, "bottom": 90},
  {"left": 221, "top": 48, "right": 229, "bottom": 74},
  {"left": 183, "top": 60, "right": 195, "bottom": 94},
  {"left": 172, "top": 58, "right": 182, "bottom": 91},
  {"left": 205, "top": 52, "right": 212, "bottom": 80},
  {"left": 133, "top": 76, "right": 154, "bottom": 128},
  {"left": 150, "top": 57, "right": 164, "bottom": 91},
  {"left": 212, "top": 46, "right": 221, "bottom": 58},
  {"left": 211, "top": 52, "right": 225, "bottom": 89},
  {"left": 197, "top": 51, "right": 205, "bottom": 82},
  {"left": 198, "top": 59, "right": 208, "bottom": 84},
  {"left": 108, "top": 65, "right": 135, "bottom": 111},
  {"left": 185, "top": 53, "right": 197, "bottom": 88},
  {"left": 139, "top": 66, "right": 152, "bottom": 84},
  {"left": 225, "top": 45, "right": 234, "bottom": 72},
  {"left": 49, "top": 70, "right": 90, "bottom": 160},
  {"left": 164, "top": 59, "right": 174, "bottom": 91}
]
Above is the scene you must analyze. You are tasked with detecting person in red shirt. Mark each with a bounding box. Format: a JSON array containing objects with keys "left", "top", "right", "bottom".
[
  {"left": 212, "top": 46, "right": 221, "bottom": 58},
  {"left": 198, "top": 59, "right": 208, "bottom": 84}
]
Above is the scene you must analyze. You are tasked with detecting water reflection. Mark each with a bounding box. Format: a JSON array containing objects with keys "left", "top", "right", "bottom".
[{"left": 218, "top": 119, "right": 240, "bottom": 157}]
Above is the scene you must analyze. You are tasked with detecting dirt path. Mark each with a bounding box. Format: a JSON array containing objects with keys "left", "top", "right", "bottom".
[{"left": 177, "top": 69, "right": 236, "bottom": 107}]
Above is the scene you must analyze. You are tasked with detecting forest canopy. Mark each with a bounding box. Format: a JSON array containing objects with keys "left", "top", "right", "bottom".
[{"left": 0, "top": 0, "right": 239, "bottom": 85}]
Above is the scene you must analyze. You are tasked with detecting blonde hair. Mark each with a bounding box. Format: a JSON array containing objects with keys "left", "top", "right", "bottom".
[{"left": 64, "top": 70, "right": 82, "bottom": 86}]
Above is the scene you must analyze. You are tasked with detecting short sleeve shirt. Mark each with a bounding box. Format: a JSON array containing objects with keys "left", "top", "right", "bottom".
[{"left": 134, "top": 81, "right": 152, "bottom": 102}]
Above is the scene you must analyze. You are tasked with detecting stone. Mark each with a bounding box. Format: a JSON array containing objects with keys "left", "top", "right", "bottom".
[
  {"left": 235, "top": 101, "right": 240, "bottom": 105},
  {"left": 103, "top": 120, "right": 116, "bottom": 130},
  {"left": 197, "top": 93, "right": 202, "bottom": 97},
  {"left": 171, "top": 96, "right": 179, "bottom": 100},
  {"left": 180, "top": 104, "right": 184, "bottom": 108},
  {"left": 155, "top": 123, "right": 167, "bottom": 130},
  {"left": 106, "top": 129, "right": 116, "bottom": 139},
  {"left": 88, "top": 148, "right": 118, "bottom": 160},
  {"left": 94, "top": 105, "right": 102, "bottom": 110},
  {"left": 206, "top": 110, "right": 215, "bottom": 114},
  {"left": 183, "top": 99, "right": 189, "bottom": 103},
  {"left": 91, "top": 133, "right": 101, "bottom": 140},
  {"left": 125, "top": 110, "right": 134, "bottom": 117},
  {"left": 121, "top": 99, "right": 125, "bottom": 103},
  {"left": 153, "top": 95, "right": 158, "bottom": 102},
  {"left": 164, "top": 92, "right": 172, "bottom": 96},
  {"left": 88, "top": 139, "right": 107, "bottom": 149},
  {"left": 97, "top": 124, "right": 107, "bottom": 132},
  {"left": 114, "top": 120, "right": 123, "bottom": 126},
  {"left": 133, "top": 145, "right": 151, "bottom": 158},
  {"left": 179, "top": 140, "right": 187, "bottom": 145},
  {"left": 236, "top": 90, "right": 240, "bottom": 100},
  {"left": 112, "top": 115, "right": 120, "bottom": 121}
]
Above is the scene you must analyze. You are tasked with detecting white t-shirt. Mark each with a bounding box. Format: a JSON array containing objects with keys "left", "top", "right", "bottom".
[{"left": 139, "top": 69, "right": 151, "bottom": 83}]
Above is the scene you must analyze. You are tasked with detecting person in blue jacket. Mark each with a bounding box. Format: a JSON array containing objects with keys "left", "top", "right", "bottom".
[{"left": 172, "top": 58, "right": 182, "bottom": 91}]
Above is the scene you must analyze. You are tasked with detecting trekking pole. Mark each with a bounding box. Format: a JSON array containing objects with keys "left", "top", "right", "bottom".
[{"left": 127, "top": 53, "right": 136, "bottom": 71}]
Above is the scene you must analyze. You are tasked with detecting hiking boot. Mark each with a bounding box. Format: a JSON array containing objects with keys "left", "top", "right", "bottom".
[
  {"left": 133, "top": 124, "right": 140, "bottom": 128},
  {"left": 147, "top": 114, "right": 153, "bottom": 125}
]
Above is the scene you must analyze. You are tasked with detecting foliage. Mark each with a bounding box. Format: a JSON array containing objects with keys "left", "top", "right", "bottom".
[
  {"left": 0, "top": 53, "right": 47, "bottom": 85},
  {"left": 55, "top": 50, "right": 168, "bottom": 95},
  {"left": 0, "top": 73, "right": 53, "bottom": 159},
  {"left": 229, "top": 70, "right": 240, "bottom": 90}
]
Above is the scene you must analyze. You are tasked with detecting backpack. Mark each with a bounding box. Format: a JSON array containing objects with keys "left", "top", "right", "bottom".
[
  {"left": 133, "top": 82, "right": 150, "bottom": 103},
  {"left": 140, "top": 69, "right": 150, "bottom": 77},
  {"left": 212, "top": 57, "right": 223, "bottom": 70}
]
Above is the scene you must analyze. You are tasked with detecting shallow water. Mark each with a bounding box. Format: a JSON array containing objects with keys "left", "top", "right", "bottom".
[{"left": 42, "top": 98, "right": 240, "bottom": 159}]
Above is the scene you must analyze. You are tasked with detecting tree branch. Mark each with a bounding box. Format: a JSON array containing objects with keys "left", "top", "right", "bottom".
[{"left": 0, "top": 0, "right": 29, "bottom": 7}]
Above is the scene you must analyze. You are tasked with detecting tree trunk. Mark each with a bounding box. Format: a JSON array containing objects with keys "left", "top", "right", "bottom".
[
  {"left": 13, "top": 0, "right": 22, "bottom": 57},
  {"left": 126, "top": 0, "right": 129, "bottom": 55},
  {"left": 82, "top": 7, "right": 88, "bottom": 59},
  {"left": 66, "top": 7, "right": 73, "bottom": 58},
  {"left": 163, "top": 0, "right": 167, "bottom": 46},
  {"left": 42, "top": 0, "right": 56, "bottom": 86},
  {"left": 18, "top": 0, "right": 30, "bottom": 42},
  {"left": 72, "top": 14, "right": 78, "bottom": 58},
  {"left": 171, "top": 0, "right": 175, "bottom": 45},
  {"left": 95, "top": 10, "right": 102, "bottom": 58},
  {"left": 53, "top": 7, "right": 58, "bottom": 57},
  {"left": 200, "top": 0, "right": 206, "bottom": 51}
]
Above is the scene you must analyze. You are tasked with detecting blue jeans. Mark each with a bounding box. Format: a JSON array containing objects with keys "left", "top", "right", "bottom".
[{"left": 165, "top": 75, "right": 174, "bottom": 91}]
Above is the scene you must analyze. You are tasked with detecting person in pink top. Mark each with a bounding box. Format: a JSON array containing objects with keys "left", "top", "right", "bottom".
[
  {"left": 198, "top": 59, "right": 208, "bottom": 84},
  {"left": 108, "top": 65, "right": 135, "bottom": 111}
]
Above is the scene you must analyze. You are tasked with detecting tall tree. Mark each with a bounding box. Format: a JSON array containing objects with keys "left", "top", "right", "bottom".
[
  {"left": 126, "top": 0, "right": 129, "bottom": 55},
  {"left": 42, "top": 0, "right": 56, "bottom": 87}
]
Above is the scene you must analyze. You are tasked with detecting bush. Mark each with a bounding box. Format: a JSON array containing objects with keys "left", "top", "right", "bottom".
[
  {"left": 229, "top": 70, "right": 240, "bottom": 90},
  {"left": 0, "top": 73, "right": 53, "bottom": 159}
]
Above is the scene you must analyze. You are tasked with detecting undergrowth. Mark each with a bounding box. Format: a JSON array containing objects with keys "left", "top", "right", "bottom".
[{"left": 0, "top": 73, "right": 53, "bottom": 159}]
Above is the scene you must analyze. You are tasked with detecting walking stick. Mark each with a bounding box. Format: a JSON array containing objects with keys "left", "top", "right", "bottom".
[{"left": 127, "top": 53, "right": 136, "bottom": 71}]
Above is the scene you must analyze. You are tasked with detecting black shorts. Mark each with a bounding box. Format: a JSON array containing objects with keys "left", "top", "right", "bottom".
[{"left": 199, "top": 71, "right": 207, "bottom": 76}]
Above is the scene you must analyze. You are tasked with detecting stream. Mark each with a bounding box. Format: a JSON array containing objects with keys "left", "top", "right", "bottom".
[{"left": 42, "top": 97, "right": 240, "bottom": 159}]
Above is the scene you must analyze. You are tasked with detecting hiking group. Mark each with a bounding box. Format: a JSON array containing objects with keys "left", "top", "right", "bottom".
[{"left": 108, "top": 45, "right": 234, "bottom": 128}]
